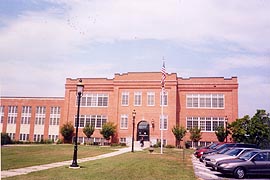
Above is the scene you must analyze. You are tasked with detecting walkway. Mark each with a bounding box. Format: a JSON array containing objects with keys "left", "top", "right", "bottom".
[{"left": 1, "top": 146, "right": 146, "bottom": 179}]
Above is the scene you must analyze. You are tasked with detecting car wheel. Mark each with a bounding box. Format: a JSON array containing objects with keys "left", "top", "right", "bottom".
[{"left": 234, "top": 167, "right": 245, "bottom": 179}]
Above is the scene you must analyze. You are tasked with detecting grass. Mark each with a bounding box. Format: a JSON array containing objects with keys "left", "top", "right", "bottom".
[
  {"left": 2, "top": 145, "right": 196, "bottom": 180},
  {"left": 1, "top": 144, "right": 116, "bottom": 170}
]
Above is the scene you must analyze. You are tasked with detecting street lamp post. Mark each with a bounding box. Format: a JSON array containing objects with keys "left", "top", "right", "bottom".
[
  {"left": 225, "top": 116, "right": 228, "bottom": 143},
  {"left": 70, "top": 79, "right": 84, "bottom": 168},
  {"left": 131, "top": 109, "right": 136, "bottom": 152}
]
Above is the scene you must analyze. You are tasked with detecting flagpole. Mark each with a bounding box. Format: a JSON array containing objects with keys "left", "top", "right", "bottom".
[
  {"left": 160, "top": 58, "right": 166, "bottom": 154},
  {"left": 161, "top": 86, "right": 164, "bottom": 154}
]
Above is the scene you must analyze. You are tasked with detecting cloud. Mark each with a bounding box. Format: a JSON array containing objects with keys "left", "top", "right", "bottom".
[
  {"left": 56, "top": 0, "right": 270, "bottom": 52},
  {"left": 238, "top": 75, "right": 270, "bottom": 116},
  {"left": 1, "top": 0, "right": 270, "bottom": 63},
  {"left": 215, "top": 55, "right": 270, "bottom": 70}
]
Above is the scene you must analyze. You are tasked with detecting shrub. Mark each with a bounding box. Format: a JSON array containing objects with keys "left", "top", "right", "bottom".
[
  {"left": 185, "top": 142, "right": 191, "bottom": 149},
  {"left": 60, "top": 122, "right": 74, "bottom": 143},
  {"left": 165, "top": 144, "right": 175, "bottom": 148},
  {"left": 100, "top": 122, "right": 117, "bottom": 141},
  {"left": 1, "top": 133, "right": 12, "bottom": 145}
]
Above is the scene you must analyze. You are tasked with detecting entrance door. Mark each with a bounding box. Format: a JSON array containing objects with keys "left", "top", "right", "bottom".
[{"left": 137, "top": 121, "right": 149, "bottom": 141}]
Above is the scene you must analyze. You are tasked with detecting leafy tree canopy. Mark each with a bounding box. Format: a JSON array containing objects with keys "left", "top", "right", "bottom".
[
  {"left": 83, "top": 124, "right": 95, "bottom": 139},
  {"left": 229, "top": 109, "right": 270, "bottom": 148},
  {"left": 172, "top": 125, "right": 186, "bottom": 141},
  {"left": 100, "top": 122, "right": 117, "bottom": 141},
  {"left": 172, "top": 125, "right": 187, "bottom": 148},
  {"left": 189, "top": 126, "right": 202, "bottom": 142},
  {"left": 215, "top": 126, "right": 230, "bottom": 142},
  {"left": 60, "top": 122, "right": 74, "bottom": 142}
]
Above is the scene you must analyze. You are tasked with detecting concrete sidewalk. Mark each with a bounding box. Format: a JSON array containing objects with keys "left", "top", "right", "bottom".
[{"left": 1, "top": 146, "right": 146, "bottom": 179}]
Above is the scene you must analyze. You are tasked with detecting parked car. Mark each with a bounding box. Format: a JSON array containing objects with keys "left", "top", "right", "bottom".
[
  {"left": 216, "top": 149, "right": 270, "bottom": 179},
  {"left": 194, "top": 142, "right": 221, "bottom": 158},
  {"left": 200, "top": 143, "right": 235, "bottom": 162},
  {"left": 204, "top": 147, "right": 259, "bottom": 170},
  {"left": 200, "top": 143, "right": 258, "bottom": 162}
]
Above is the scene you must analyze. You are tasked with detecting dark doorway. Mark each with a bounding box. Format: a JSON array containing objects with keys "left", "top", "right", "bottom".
[{"left": 137, "top": 121, "right": 149, "bottom": 141}]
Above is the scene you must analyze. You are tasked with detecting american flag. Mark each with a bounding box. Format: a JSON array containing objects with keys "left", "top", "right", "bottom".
[{"left": 161, "top": 61, "right": 166, "bottom": 87}]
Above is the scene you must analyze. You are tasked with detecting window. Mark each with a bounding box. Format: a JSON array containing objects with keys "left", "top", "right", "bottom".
[
  {"left": 121, "top": 92, "right": 129, "bottom": 106},
  {"left": 253, "top": 152, "right": 268, "bottom": 161},
  {"left": 50, "top": 107, "right": 60, "bottom": 125},
  {"left": 75, "top": 115, "right": 107, "bottom": 129},
  {"left": 120, "top": 114, "right": 128, "bottom": 129},
  {"left": 186, "top": 117, "right": 225, "bottom": 132},
  {"left": 200, "top": 117, "right": 206, "bottom": 131},
  {"left": 206, "top": 94, "right": 211, "bottom": 107},
  {"left": 21, "top": 106, "right": 31, "bottom": 124},
  {"left": 0, "top": 106, "right": 4, "bottom": 123},
  {"left": 8, "top": 106, "right": 17, "bottom": 124},
  {"left": 206, "top": 117, "right": 212, "bottom": 131},
  {"left": 48, "top": 135, "right": 58, "bottom": 142},
  {"left": 19, "top": 133, "right": 29, "bottom": 141},
  {"left": 120, "top": 138, "right": 126, "bottom": 143},
  {"left": 186, "top": 94, "right": 224, "bottom": 109},
  {"left": 34, "top": 134, "right": 44, "bottom": 142},
  {"left": 160, "top": 115, "right": 168, "bottom": 130},
  {"left": 212, "top": 117, "right": 224, "bottom": 131},
  {"left": 80, "top": 93, "right": 108, "bottom": 107},
  {"left": 160, "top": 91, "right": 168, "bottom": 106},
  {"left": 134, "top": 92, "right": 142, "bottom": 106},
  {"left": 35, "top": 106, "right": 46, "bottom": 125},
  {"left": 147, "top": 92, "right": 155, "bottom": 106},
  {"left": 8, "top": 133, "right": 15, "bottom": 140}
]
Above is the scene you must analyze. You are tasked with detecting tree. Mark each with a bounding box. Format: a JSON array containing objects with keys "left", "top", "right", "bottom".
[
  {"left": 215, "top": 126, "right": 229, "bottom": 142},
  {"left": 100, "top": 122, "right": 117, "bottom": 142},
  {"left": 190, "top": 127, "right": 202, "bottom": 145},
  {"left": 60, "top": 122, "right": 74, "bottom": 143},
  {"left": 83, "top": 123, "right": 95, "bottom": 142},
  {"left": 172, "top": 125, "right": 186, "bottom": 148},
  {"left": 229, "top": 110, "right": 270, "bottom": 148},
  {"left": 1, "top": 133, "right": 12, "bottom": 145}
]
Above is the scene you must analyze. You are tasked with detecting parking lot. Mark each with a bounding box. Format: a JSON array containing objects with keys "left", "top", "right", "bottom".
[{"left": 192, "top": 155, "right": 270, "bottom": 180}]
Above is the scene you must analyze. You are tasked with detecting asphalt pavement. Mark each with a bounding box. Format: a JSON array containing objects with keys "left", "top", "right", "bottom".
[{"left": 192, "top": 155, "right": 270, "bottom": 180}]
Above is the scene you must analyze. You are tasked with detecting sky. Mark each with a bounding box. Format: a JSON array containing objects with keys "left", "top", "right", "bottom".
[{"left": 0, "top": 0, "right": 269, "bottom": 117}]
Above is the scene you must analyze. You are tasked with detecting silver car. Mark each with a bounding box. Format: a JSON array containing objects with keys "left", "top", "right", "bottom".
[
  {"left": 216, "top": 150, "right": 270, "bottom": 179},
  {"left": 204, "top": 148, "right": 258, "bottom": 170}
]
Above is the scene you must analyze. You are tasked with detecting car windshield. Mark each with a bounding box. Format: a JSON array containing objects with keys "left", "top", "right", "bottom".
[
  {"left": 239, "top": 151, "right": 258, "bottom": 161},
  {"left": 215, "top": 144, "right": 226, "bottom": 150},
  {"left": 218, "top": 147, "right": 230, "bottom": 154},
  {"left": 216, "top": 143, "right": 236, "bottom": 151},
  {"left": 225, "top": 148, "right": 243, "bottom": 156},
  {"left": 209, "top": 143, "right": 218, "bottom": 149}
]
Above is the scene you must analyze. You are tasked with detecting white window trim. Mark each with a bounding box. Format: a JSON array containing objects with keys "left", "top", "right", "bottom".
[
  {"left": 121, "top": 92, "right": 129, "bottom": 106},
  {"left": 120, "top": 114, "right": 128, "bottom": 129},
  {"left": 134, "top": 92, "right": 142, "bottom": 106},
  {"left": 159, "top": 115, "right": 168, "bottom": 130},
  {"left": 186, "top": 117, "right": 225, "bottom": 132},
  {"left": 147, "top": 92, "right": 155, "bottom": 106},
  {"left": 186, "top": 94, "right": 225, "bottom": 109},
  {"left": 160, "top": 91, "right": 168, "bottom": 106}
]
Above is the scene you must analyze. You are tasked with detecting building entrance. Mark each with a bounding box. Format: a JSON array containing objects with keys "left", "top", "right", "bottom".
[{"left": 137, "top": 121, "right": 149, "bottom": 141}]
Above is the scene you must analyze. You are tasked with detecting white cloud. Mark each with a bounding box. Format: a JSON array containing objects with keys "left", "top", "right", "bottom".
[
  {"left": 57, "top": 0, "right": 270, "bottom": 51},
  {"left": 1, "top": 0, "right": 270, "bottom": 63},
  {"left": 215, "top": 55, "right": 270, "bottom": 70}
]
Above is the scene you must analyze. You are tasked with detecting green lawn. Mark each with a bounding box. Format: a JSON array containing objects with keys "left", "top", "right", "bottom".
[
  {"left": 1, "top": 144, "right": 116, "bottom": 170},
  {"left": 2, "top": 145, "right": 196, "bottom": 180}
]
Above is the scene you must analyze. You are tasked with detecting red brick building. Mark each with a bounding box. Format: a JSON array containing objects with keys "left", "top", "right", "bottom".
[{"left": 0, "top": 72, "right": 238, "bottom": 147}]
